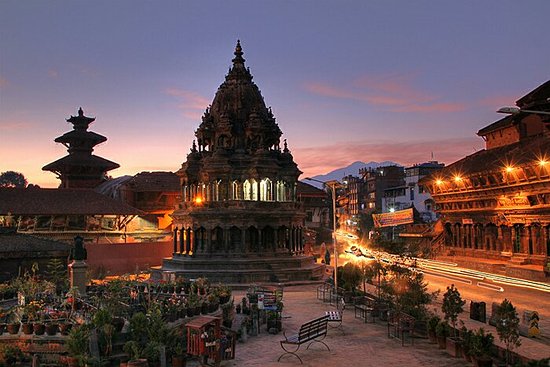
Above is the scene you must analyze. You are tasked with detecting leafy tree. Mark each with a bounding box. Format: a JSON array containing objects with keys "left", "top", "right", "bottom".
[
  {"left": 495, "top": 299, "right": 521, "bottom": 366},
  {"left": 442, "top": 284, "right": 465, "bottom": 337},
  {"left": 0, "top": 171, "right": 27, "bottom": 188}
]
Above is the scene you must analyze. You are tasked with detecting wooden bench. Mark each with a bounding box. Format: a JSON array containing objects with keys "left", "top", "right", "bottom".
[
  {"left": 325, "top": 298, "right": 345, "bottom": 334},
  {"left": 354, "top": 294, "right": 376, "bottom": 323},
  {"left": 387, "top": 311, "right": 415, "bottom": 346},
  {"left": 278, "top": 315, "right": 330, "bottom": 364}
]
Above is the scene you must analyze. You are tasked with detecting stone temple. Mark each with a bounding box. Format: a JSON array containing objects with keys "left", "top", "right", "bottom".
[{"left": 155, "top": 41, "right": 323, "bottom": 283}]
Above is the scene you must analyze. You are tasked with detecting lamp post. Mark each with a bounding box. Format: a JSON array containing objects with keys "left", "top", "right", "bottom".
[
  {"left": 305, "top": 177, "right": 339, "bottom": 292},
  {"left": 497, "top": 106, "right": 550, "bottom": 116}
]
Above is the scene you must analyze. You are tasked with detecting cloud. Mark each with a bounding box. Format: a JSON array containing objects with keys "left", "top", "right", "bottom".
[
  {"left": 0, "top": 76, "right": 8, "bottom": 88},
  {"left": 0, "top": 121, "right": 32, "bottom": 131},
  {"left": 303, "top": 74, "right": 465, "bottom": 113},
  {"left": 48, "top": 69, "right": 59, "bottom": 78},
  {"left": 293, "top": 136, "right": 484, "bottom": 177},
  {"left": 478, "top": 94, "right": 517, "bottom": 108},
  {"left": 165, "top": 87, "right": 210, "bottom": 119}
]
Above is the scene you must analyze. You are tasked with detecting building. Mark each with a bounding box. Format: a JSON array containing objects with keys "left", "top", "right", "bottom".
[
  {"left": 43, "top": 108, "right": 119, "bottom": 189},
  {"left": 360, "top": 165, "right": 404, "bottom": 214},
  {"left": 156, "top": 41, "right": 323, "bottom": 283},
  {"left": 382, "top": 161, "right": 444, "bottom": 221},
  {"left": 423, "top": 80, "right": 550, "bottom": 279}
]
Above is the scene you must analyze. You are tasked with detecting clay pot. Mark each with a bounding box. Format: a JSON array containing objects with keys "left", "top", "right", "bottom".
[
  {"left": 22, "top": 322, "right": 34, "bottom": 335},
  {"left": 60, "top": 323, "right": 73, "bottom": 335},
  {"left": 7, "top": 323, "right": 20, "bottom": 334},
  {"left": 33, "top": 323, "right": 46, "bottom": 335},
  {"left": 46, "top": 323, "right": 59, "bottom": 336}
]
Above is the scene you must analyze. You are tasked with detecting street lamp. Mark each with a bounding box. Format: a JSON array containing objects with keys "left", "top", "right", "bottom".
[
  {"left": 497, "top": 106, "right": 550, "bottom": 116},
  {"left": 305, "top": 177, "right": 340, "bottom": 293}
]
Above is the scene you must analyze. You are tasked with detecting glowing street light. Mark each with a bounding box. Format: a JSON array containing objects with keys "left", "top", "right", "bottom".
[
  {"left": 497, "top": 106, "right": 550, "bottom": 116},
  {"left": 305, "top": 177, "right": 340, "bottom": 293}
]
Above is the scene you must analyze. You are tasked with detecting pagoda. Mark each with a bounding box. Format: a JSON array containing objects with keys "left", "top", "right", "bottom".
[
  {"left": 156, "top": 41, "right": 323, "bottom": 283},
  {"left": 43, "top": 108, "right": 119, "bottom": 188}
]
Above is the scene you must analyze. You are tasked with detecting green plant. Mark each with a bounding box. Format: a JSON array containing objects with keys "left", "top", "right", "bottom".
[
  {"left": 0, "top": 345, "right": 24, "bottom": 366},
  {"left": 495, "top": 299, "right": 521, "bottom": 366},
  {"left": 129, "top": 312, "right": 148, "bottom": 345},
  {"left": 460, "top": 324, "right": 474, "bottom": 357},
  {"left": 66, "top": 325, "right": 90, "bottom": 366},
  {"left": 470, "top": 328, "right": 494, "bottom": 359},
  {"left": 427, "top": 315, "right": 441, "bottom": 333},
  {"left": 435, "top": 320, "right": 450, "bottom": 338},
  {"left": 142, "top": 341, "right": 162, "bottom": 364},
  {"left": 442, "top": 284, "right": 465, "bottom": 337},
  {"left": 123, "top": 341, "right": 141, "bottom": 361}
]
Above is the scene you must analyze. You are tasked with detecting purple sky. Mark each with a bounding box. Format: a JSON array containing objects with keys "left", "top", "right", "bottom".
[{"left": 1, "top": 1, "right": 549, "bottom": 188}]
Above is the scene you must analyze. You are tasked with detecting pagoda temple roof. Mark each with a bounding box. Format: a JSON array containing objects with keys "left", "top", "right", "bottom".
[
  {"left": 477, "top": 114, "right": 515, "bottom": 136},
  {"left": 0, "top": 228, "right": 71, "bottom": 255},
  {"left": 43, "top": 154, "right": 120, "bottom": 172},
  {"left": 54, "top": 129, "right": 107, "bottom": 145},
  {"left": 429, "top": 134, "right": 549, "bottom": 178},
  {"left": 0, "top": 188, "right": 142, "bottom": 215}
]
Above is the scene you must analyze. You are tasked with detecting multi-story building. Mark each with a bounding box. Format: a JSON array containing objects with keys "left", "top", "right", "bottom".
[
  {"left": 382, "top": 161, "right": 444, "bottom": 221},
  {"left": 423, "top": 80, "right": 550, "bottom": 279},
  {"left": 359, "top": 165, "right": 404, "bottom": 214}
]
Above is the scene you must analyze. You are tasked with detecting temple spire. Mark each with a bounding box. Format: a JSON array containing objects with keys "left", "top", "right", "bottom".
[{"left": 232, "top": 39, "right": 245, "bottom": 66}]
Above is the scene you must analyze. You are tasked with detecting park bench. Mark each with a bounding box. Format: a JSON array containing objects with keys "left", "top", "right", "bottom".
[
  {"left": 325, "top": 298, "right": 345, "bottom": 334},
  {"left": 278, "top": 315, "right": 330, "bottom": 364},
  {"left": 387, "top": 311, "right": 415, "bottom": 346},
  {"left": 353, "top": 294, "right": 377, "bottom": 323}
]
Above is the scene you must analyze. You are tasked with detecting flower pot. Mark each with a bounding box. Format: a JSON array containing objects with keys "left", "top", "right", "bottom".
[
  {"left": 127, "top": 359, "right": 148, "bottom": 367},
  {"left": 436, "top": 335, "right": 446, "bottom": 349},
  {"left": 473, "top": 356, "right": 493, "bottom": 367},
  {"left": 0, "top": 323, "right": 6, "bottom": 335},
  {"left": 46, "top": 323, "right": 59, "bottom": 336},
  {"left": 33, "top": 323, "right": 46, "bottom": 335},
  {"left": 172, "top": 356, "right": 187, "bottom": 367},
  {"left": 22, "top": 322, "right": 34, "bottom": 335},
  {"left": 446, "top": 337, "right": 462, "bottom": 358},
  {"left": 7, "top": 323, "right": 20, "bottom": 334}
]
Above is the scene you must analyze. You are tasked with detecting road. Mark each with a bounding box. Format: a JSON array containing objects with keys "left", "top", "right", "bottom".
[{"left": 334, "top": 232, "right": 550, "bottom": 341}]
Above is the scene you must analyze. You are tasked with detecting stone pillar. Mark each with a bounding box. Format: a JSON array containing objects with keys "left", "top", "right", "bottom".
[
  {"left": 273, "top": 229, "right": 278, "bottom": 253},
  {"left": 288, "top": 226, "right": 294, "bottom": 254},
  {"left": 69, "top": 261, "right": 88, "bottom": 296},
  {"left": 173, "top": 227, "right": 178, "bottom": 255},
  {"left": 179, "top": 228, "right": 185, "bottom": 255},
  {"left": 241, "top": 227, "right": 247, "bottom": 253},
  {"left": 185, "top": 229, "right": 191, "bottom": 254}
]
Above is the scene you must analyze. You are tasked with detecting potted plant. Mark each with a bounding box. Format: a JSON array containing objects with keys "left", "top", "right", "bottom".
[
  {"left": 435, "top": 320, "right": 450, "bottom": 349},
  {"left": 494, "top": 299, "right": 521, "bottom": 367},
  {"left": 167, "top": 328, "right": 187, "bottom": 367},
  {"left": 66, "top": 324, "right": 90, "bottom": 367},
  {"left": 471, "top": 328, "right": 494, "bottom": 367},
  {"left": 0, "top": 345, "right": 24, "bottom": 366},
  {"left": 427, "top": 315, "right": 440, "bottom": 344},
  {"left": 123, "top": 341, "right": 147, "bottom": 367},
  {"left": 442, "top": 284, "right": 465, "bottom": 357},
  {"left": 460, "top": 324, "right": 474, "bottom": 362},
  {"left": 221, "top": 300, "right": 234, "bottom": 328}
]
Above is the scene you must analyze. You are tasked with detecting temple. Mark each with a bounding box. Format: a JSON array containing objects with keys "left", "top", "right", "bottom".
[
  {"left": 155, "top": 41, "right": 323, "bottom": 283},
  {"left": 43, "top": 108, "right": 119, "bottom": 188},
  {"left": 423, "top": 80, "right": 550, "bottom": 280}
]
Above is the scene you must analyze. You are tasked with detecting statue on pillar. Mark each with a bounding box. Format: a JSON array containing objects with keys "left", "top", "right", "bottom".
[{"left": 70, "top": 235, "right": 87, "bottom": 261}]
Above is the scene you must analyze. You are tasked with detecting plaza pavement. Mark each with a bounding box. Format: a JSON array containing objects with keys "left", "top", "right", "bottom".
[{"left": 186, "top": 284, "right": 473, "bottom": 367}]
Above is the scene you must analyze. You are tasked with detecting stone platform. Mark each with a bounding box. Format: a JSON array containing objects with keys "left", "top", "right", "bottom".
[{"left": 152, "top": 255, "right": 324, "bottom": 284}]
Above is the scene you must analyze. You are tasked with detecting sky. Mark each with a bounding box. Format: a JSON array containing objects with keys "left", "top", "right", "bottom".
[{"left": 1, "top": 1, "right": 549, "bottom": 188}]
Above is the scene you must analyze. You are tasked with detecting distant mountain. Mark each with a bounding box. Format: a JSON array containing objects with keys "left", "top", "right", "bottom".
[{"left": 302, "top": 160, "right": 401, "bottom": 188}]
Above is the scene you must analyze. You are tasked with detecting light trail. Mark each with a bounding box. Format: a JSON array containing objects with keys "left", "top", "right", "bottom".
[{"left": 339, "top": 238, "right": 550, "bottom": 294}]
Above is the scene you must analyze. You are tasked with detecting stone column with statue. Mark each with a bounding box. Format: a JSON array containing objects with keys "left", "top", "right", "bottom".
[{"left": 68, "top": 236, "right": 88, "bottom": 295}]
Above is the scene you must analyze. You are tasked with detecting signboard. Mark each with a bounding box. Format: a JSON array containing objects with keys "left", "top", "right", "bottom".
[
  {"left": 462, "top": 218, "right": 473, "bottom": 225},
  {"left": 372, "top": 208, "right": 414, "bottom": 228}
]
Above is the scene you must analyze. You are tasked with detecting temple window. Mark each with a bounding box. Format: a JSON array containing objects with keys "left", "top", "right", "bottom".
[
  {"left": 276, "top": 181, "right": 285, "bottom": 201},
  {"left": 260, "top": 178, "right": 273, "bottom": 201},
  {"left": 244, "top": 179, "right": 258, "bottom": 200},
  {"left": 232, "top": 180, "right": 242, "bottom": 200}
]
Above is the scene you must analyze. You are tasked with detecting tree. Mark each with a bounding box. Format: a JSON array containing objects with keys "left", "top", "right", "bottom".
[
  {"left": 442, "top": 284, "right": 465, "bottom": 337},
  {"left": 495, "top": 299, "right": 521, "bottom": 366},
  {"left": 0, "top": 171, "right": 27, "bottom": 188}
]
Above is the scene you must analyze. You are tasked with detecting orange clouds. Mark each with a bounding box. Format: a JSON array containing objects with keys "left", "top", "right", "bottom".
[
  {"left": 165, "top": 87, "right": 210, "bottom": 119},
  {"left": 294, "top": 136, "right": 484, "bottom": 177},
  {"left": 303, "top": 74, "right": 465, "bottom": 113}
]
